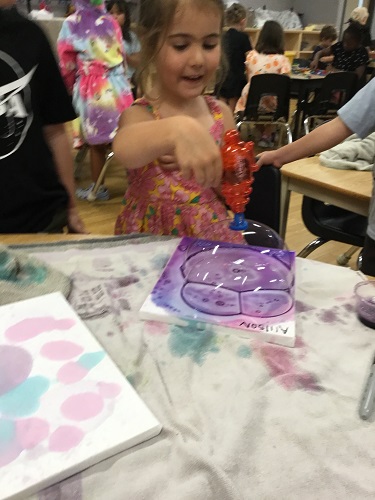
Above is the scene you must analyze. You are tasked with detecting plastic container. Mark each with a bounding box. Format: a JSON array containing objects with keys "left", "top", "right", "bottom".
[{"left": 354, "top": 281, "right": 375, "bottom": 329}]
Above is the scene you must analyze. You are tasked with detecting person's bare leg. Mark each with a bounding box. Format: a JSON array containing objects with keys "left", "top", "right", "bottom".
[{"left": 90, "top": 144, "right": 107, "bottom": 183}]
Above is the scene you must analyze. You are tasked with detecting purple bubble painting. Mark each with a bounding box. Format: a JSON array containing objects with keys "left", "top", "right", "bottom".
[
  {"left": 140, "top": 237, "right": 296, "bottom": 347},
  {"left": 0, "top": 292, "right": 161, "bottom": 500}
]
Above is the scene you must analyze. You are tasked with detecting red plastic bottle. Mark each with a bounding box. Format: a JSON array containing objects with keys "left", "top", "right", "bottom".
[{"left": 221, "top": 130, "right": 257, "bottom": 230}]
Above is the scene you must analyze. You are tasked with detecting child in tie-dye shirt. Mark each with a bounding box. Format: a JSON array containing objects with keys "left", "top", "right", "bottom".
[{"left": 57, "top": 0, "right": 133, "bottom": 200}]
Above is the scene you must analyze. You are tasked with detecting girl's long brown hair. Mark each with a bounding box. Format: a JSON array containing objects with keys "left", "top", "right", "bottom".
[{"left": 255, "top": 20, "right": 285, "bottom": 55}]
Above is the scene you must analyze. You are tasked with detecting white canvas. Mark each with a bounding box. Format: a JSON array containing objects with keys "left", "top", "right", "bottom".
[{"left": 0, "top": 292, "right": 162, "bottom": 500}]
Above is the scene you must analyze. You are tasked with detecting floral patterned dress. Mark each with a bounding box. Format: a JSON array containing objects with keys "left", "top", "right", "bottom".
[
  {"left": 114, "top": 96, "right": 243, "bottom": 242},
  {"left": 235, "top": 50, "right": 291, "bottom": 113}
]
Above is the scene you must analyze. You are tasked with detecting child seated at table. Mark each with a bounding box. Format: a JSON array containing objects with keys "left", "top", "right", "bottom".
[
  {"left": 235, "top": 20, "right": 291, "bottom": 148},
  {"left": 311, "top": 23, "right": 368, "bottom": 88},
  {"left": 311, "top": 25, "right": 337, "bottom": 70}
]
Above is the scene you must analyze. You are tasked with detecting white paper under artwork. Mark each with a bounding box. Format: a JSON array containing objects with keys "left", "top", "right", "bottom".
[
  {"left": 0, "top": 292, "right": 161, "bottom": 500},
  {"left": 140, "top": 237, "right": 296, "bottom": 347}
]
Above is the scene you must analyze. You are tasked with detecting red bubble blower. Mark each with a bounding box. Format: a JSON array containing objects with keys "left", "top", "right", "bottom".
[{"left": 221, "top": 129, "right": 259, "bottom": 231}]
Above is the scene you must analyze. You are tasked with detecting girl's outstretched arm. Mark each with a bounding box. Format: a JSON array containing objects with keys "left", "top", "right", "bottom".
[
  {"left": 256, "top": 116, "right": 353, "bottom": 168},
  {"left": 113, "top": 106, "right": 223, "bottom": 188}
]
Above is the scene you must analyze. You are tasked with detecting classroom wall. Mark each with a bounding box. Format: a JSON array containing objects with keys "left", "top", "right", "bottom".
[
  {"left": 232, "top": 0, "right": 346, "bottom": 31},
  {"left": 293, "top": 0, "right": 345, "bottom": 29}
]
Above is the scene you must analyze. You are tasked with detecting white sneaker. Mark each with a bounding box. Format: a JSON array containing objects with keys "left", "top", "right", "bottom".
[{"left": 76, "top": 183, "right": 110, "bottom": 201}]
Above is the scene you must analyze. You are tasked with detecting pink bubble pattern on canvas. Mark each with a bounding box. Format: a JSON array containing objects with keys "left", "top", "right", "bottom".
[
  {"left": 5, "top": 317, "right": 75, "bottom": 342},
  {"left": 49, "top": 426, "right": 84, "bottom": 452},
  {"left": 97, "top": 382, "right": 122, "bottom": 399},
  {"left": 15, "top": 418, "right": 49, "bottom": 449},
  {"left": 0, "top": 345, "right": 33, "bottom": 396},
  {"left": 40, "top": 341, "right": 84, "bottom": 361},
  {"left": 0, "top": 442, "right": 22, "bottom": 467},
  {"left": 61, "top": 393, "right": 104, "bottom": 421},
  {"left": 57, "top": 362, "right": 89, "bottom": 384}
]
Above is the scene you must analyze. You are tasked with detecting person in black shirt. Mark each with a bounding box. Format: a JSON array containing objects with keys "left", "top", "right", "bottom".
[
  {"left": 0, "top": 1, "right": 86, "bottom": 233},
  {"left": 217, "top": 3, "right": 251, "bottom": 113},
  {"left": 310, "top": 25, "right": 337, "bottom": 71},
  {"left": 311, "top": 23, "right": 368, "bottom": 87}
]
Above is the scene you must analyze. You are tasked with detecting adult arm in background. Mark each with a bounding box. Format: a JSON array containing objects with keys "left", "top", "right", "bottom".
[
  {"left": 43, "top": 124, "right": 87, "bottom": 233},
  {"left": 257, "top": 76, "right": 375, "bottom": 169},
  {"left": 38, "top": 26, "right": 86, "bottom": 233}
]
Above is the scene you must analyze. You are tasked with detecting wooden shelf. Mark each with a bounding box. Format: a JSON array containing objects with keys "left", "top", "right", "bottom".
[{"left": 243, "top": 28, "right": 321, "bottom": 59}]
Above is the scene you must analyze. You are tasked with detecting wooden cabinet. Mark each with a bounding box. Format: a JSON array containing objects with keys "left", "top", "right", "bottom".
[{"left": 244, "top": 29, "right": 321, "bottom": 59}]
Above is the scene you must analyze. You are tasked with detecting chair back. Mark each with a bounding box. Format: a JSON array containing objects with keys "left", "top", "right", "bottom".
[
  {"left": 243, "top": 73, "right": 291, "bottom": 122},
  {"left": 309, "top": 72, "right": 358, "bottom": 115},
  {"left": 301, "top": 196, "right": 367, "bottom": 246},
  {"left": 244, "top": 165, "right": 281, "bottom": 233}
]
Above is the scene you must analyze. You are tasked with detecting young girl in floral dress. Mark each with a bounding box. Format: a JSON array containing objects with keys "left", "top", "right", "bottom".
[{"left": 113, "top": 0, "right": 243, "bottom": 241}]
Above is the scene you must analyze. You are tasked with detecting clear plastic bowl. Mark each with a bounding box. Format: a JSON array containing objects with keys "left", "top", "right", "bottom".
[{"left": 354, "top": 281, "right": 375, "bottom": 329}]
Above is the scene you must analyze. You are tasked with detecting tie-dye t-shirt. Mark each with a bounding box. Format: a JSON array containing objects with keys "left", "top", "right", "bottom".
[{"left": 57, "top": 0, "right": 133, "bottom": 145}]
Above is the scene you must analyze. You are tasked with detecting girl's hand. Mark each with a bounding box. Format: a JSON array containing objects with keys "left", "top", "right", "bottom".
[
  {"left": 310, "top": 59, "right": 318, "bottom": 70},
  {"left": 158, "top": 154, "right": 179, "bottom": 170},
  {"left": 256, "top": 150, "right": 283, "bottom": 169},
  {"left": 173, "top": 117, "right": 222, "bottom": 189}
]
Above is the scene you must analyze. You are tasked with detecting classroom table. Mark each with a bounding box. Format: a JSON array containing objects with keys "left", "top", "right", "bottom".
[
  {"left": 290, "top": 73, "right": 325, "bottom": 140},
  {"left": 279, "top": 156, "right": 372, "bottom": 239},
  {"left": 2, "top": 233, "right": 375, "bottom": 499}
]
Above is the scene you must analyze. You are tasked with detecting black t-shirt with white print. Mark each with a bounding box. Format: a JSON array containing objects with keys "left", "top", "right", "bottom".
[
  {"left": 0, "top": 8, "right": 76, "bottom": 232},
  {"left": 331, "top": 41, "right": 369, "bottom": 72}
]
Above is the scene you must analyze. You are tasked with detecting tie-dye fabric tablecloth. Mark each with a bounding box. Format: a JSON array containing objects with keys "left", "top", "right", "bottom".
[{"left": 15, "top": 235, "right": 375, "bottom": 500}]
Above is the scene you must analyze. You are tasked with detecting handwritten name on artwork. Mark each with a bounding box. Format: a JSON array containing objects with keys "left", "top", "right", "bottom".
[{"left": 239, "top": 322, "right": 289, "bottom": 335}]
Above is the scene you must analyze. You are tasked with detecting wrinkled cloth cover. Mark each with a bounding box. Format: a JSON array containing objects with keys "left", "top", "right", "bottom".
[
  {"left": 18, "top": 236, "right": 375, "bottom": 500},
  {"left": 320, "top": 132, "right": 375, "bottom": 171},
  {"left": 0, "top": 245, "right": 71, "bottom": 305}
]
